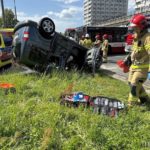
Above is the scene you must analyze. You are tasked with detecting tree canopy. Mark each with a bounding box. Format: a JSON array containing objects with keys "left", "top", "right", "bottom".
[{"left": 0, "top": 8, "right": 18, "bottom": 28}]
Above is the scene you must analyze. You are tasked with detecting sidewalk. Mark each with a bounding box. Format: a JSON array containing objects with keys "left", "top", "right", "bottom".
[{"left": 100, "top": 60, "right": 150, "bottom": 94}]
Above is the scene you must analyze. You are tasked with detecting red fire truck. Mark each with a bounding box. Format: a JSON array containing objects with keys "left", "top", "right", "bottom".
[{"left": 65, "top": 26, "right": 128, "bottom": 54}]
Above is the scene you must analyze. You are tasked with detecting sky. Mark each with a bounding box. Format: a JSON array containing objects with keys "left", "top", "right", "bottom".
[{"left": 2, "top": 0, "right": 135, "bottom": 32}]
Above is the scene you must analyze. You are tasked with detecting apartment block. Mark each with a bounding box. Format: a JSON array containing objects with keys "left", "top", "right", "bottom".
[
  {"left": 135, "top": 0, "right": 150, "bottom": 13},
  {"left": 84, "top": 0, "right": 128, "bottom": 26}
]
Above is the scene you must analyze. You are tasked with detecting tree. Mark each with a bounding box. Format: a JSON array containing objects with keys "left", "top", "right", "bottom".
[{"left": 0, "top": 8, "right": 18, "bottom": 28}]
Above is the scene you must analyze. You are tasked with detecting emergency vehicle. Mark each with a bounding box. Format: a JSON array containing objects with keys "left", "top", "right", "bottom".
[
  {"left": 0, "top": 28, "right": 14, "bottom": 68},
  {"left": 124, "top": 27, "right": 134, "bottom": 53},
  {"left": 65, "top": 26, "right": 128, "bottom": 54}
]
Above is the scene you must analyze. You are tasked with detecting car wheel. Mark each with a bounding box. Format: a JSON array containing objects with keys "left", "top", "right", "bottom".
[
  {"left": 91, "top": 48, "right": 102, "bottom": 76},
  {"left": 39, "top": 17, "right": 55, "bottom": 39}
]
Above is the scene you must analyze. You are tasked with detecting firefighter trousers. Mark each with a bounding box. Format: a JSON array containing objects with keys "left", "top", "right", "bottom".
[
  {"left": 128, "top": 70, "right": 149, "bottom": 104},
  {"left": 102, "top": 49, "right": 108, "bottom": 62}
]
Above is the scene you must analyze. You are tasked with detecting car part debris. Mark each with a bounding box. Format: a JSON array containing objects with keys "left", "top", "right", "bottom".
[{"left": 60, "top": 92, "right": 125, "bottom": 118}]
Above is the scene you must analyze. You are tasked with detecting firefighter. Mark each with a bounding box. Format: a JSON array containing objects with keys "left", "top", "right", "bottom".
[
  {"left": 83, "top": 33, "right": 93, "bottom": 49},
  {"left": 127, "top": 14, "right": 150, "bottom": 107},
  {"left": 94, "top": 34, "right": 102, "bottom": 48},
  {"left": 79, "top": 35, "right": 85, "bottom": 46},
  {"left": 101, "top": 34, "right": 109, "bottom": 63}
]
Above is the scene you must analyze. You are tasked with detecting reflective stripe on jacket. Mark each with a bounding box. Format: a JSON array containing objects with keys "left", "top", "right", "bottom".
[
  {"left": 83, "top": 39, "right": 93, "bottom": 49},
  {"left": 79, "top": 39, "right": 85, "bottom": 46},
  {"left": 130, "top": 32, "right": 150, "bottom": 72},
  {"left": 102, "top": 39, "right": 108, "bottom": 51}
]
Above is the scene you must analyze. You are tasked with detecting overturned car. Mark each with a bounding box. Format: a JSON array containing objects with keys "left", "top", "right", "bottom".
[{"left": 13, "top": 17, "right": 102, "bottom": 74}]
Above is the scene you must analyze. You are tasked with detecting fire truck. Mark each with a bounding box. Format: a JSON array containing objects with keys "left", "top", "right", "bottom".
[{"left": 65, "top": 26, "right": 128, "bottom": 54}]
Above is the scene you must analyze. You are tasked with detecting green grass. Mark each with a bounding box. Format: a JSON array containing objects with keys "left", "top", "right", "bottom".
[{"left": 0, "top": 69, "right": 150, "bottom": 150}]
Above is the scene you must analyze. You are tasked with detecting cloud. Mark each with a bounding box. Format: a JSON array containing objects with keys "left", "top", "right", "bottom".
[
  {"left": 15, "top": 0, "right": 135, "bottom": 33},
  {"left": 17, "top": 6, "right": 83, "bottom": 32},
  {"left": 55, "top": 0, "right": 80, "bottom": 4},
  {"left": 47, "top": 6, "right": 82, "bottom": 19},
  {"left": 17, "top": 12, "right": 46, "bottom": 22}
]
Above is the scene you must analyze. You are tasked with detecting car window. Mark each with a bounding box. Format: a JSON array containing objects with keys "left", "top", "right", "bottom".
[{"left": 2, "top": 33, "right": 13, "bottom": 47}]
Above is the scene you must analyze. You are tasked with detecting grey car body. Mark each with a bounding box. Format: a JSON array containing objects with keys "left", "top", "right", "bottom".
[{"left": 13, "top": 18, "right": 88, "bottom": 72}]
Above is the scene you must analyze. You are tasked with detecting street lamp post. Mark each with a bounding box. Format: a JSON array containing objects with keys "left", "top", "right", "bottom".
[
  {"left": 0, "top": 0, "right": 6, "bottom": 27},
  {"left": 14, "top": 0, "right": 17, "bottom": 20}
]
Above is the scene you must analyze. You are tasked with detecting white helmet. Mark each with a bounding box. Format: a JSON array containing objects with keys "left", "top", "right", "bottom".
[{"left": 85, "top": 33, "right": 90, "bottom": 38}]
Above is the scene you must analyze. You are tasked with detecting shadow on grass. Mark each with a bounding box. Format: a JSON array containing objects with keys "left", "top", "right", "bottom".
[
  {"left": 0, "top": 64, "right": 12, "bottom": 74},
  {"left": 97, "top": 69, "right": 116, "bottom": 78}
]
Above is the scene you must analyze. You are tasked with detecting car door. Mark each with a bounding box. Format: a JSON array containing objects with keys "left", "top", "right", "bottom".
[{"left": 0, "top": 33, "right": 13, "bottom": 67}]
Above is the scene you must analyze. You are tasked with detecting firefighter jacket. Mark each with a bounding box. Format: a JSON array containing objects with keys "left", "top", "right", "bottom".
[
  {"left": 94, "top": 39, "right": 102, "bottom": 48},
  {"left": 101, "top": 39, "right": 109, "bottom": 51},
  {"left": 130, "top": 32, "right": 150, "bottom": 72},
  {"left": 83, "top": 39, "right": 93, "bottom": 49},
  {"left": 79, "top": 39, "right": 85, "bottom": 46}
]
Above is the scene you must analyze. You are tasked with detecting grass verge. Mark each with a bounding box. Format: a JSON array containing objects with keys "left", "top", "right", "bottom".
[{"left": 0, "top": 69, "right": 150, "bottom": 150}]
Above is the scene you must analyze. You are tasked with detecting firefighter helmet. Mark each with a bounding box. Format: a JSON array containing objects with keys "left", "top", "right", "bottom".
[
  {"left": 103, "top": 34, "right": 108, "bottom": 39},
  {"left": 95, "top": 34, "right": 101, "bottom": 40},
  {"left": 130, "top": 14, "right": 147, "bottom": 30},
  {"left": 85, "top": 33, "right": 90, "bottom": 38}
]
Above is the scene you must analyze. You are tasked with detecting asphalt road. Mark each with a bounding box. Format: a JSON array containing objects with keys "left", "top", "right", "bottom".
[{"left": 101, "top": 54, "right": 150, "bottom": 93}]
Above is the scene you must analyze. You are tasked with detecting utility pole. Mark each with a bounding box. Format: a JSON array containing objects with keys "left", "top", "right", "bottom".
[
  {"left": 14, "top": 0, "right": 17, "bottom": 20},
  {"left": 1, "top": 0, "right": 6, "bottom": 27}
]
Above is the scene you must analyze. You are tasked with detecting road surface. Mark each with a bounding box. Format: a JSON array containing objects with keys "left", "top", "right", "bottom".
[{"left": 101, "top": 54, "right": 150, "bottom": 93}]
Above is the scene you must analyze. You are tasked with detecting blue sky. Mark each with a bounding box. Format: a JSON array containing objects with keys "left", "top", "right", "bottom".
[{"left": 2, "top": 0, "right": 135, "bottom": 32}]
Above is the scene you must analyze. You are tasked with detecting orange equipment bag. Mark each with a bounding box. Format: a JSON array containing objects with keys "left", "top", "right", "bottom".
[
  {"left": 0, "top": 83, "right": 15, "bottom": 89},
  {"left": 0, "top": 83, "right": 16, "bottom": 94}
]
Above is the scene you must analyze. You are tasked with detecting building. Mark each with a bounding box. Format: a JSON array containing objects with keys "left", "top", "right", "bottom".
[
  {"left": 83, "top": 0, "right": 128, "bottom": 26},
  {"left": 135, "top": 0, "right": 150, "bottom": 13}
]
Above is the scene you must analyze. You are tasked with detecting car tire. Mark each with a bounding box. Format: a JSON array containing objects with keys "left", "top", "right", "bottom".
[{"left": 39, "top": 17, "right": 55, "bottom": 39}]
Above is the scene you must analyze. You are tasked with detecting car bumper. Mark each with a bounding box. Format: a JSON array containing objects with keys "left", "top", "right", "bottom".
[{"left": 0, "top": 59, "right": 12, "bottom": 68}]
